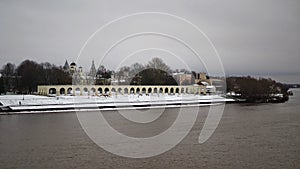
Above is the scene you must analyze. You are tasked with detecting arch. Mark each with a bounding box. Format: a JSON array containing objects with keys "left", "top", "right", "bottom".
[
  {"left": 148, "top": 88, "right": 152, "bottom": 94},
  {"left": 67, "top": 87, "right": 72, "bottom": 95},
  {"left": 98, "top": 87, "right": 103, "bottom": 94},
  {"left": 181, "top": 88, "right": 185, "bottom": 93},
  {"left": 153, "top": 88, "right": 158, "bottom": 93},
  {"left": 49, "top": 88, "right": 56, "bottom": 95},
  {"left": 118, "top": 88, "right": 122, "bottom": 94},
  {"left": 136, "top": 88, "right": 140, "bottom": 94},
  {"left": 82, "top": 88, "right": 88, "bottom": 96},
  {"left": 90, "top": 88, "right": 96, "bottom": 95},
  {"left": 164, "top": 88, "right": 169, "bottom": 94},
  {"left": 60, "top": 88, "right": 66, "bottom": 95},
  {"left": 124, "top": 88, "right": 129, "bottom": 94},
  {"left": 75, "top": 87, "right": 81, "bottom": 96},
  {"left": 175, "top": 88, "right": 180, "bottom": 93},
  {"left": 170, "top": 88, "right": 174, "bottom": 94},
  {"left": 130, "top": 87, "right": 135, "bottom": 94},
  {"left": 159, "top": 88, "right": 163, "bottom": 93},
  {"left": 111, "top": 88, "right": 116, "bottom": 93},
  {"left": 142, "top": 88, "right": 146, "bottom": 94},
  {"left": 104, "top": 87, "right": 109, "bottom": 94},
  {"left": 186, "top": 88, "right": 189, "bottom": 94},
  {"left": 83, "top": 87, "right": 88, "bottom": 92}
]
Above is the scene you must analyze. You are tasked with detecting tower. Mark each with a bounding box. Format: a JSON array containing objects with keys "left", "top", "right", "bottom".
[
  {"left": 69, "top": 62, "right": 77, "bottom": 74},
  {"left": 63, "top": 60, "right": 69, "bottom": 70},
  {"left": 89, "top": 60, "right": 97, "bottom": 77}
]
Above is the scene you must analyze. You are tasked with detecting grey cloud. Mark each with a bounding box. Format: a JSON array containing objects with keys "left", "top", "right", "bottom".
[{"left": 0, "top": 0, "right": 299, "bottom": 83}]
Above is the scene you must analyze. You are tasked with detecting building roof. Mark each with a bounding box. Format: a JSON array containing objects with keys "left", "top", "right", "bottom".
[
  {"left": 63, "top": 60, "right": 69, "bottom": 70},
  {"left": 89, "top": 60, "right": 97, "bottom": 76}
]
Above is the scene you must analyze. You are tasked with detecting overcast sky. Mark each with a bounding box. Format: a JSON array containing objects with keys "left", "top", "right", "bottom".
[{"left": 0, "top": 0, "right": 299, "bottom": 83}]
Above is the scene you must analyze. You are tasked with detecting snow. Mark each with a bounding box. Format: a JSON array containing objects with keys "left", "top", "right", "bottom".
[
  {"left": 0, "top": 94, "right": 228, "bottom": 106},
  {"left": 0, "top": 94, "right": 232, "bottom": 113}
]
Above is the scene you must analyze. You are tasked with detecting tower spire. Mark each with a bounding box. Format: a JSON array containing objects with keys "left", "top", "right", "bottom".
[
  {"left": 89, "top": 59, "right": 97, "bottom": 77},
  {"left": 63, "top": 60, "right": 69, "bottom": 70}
]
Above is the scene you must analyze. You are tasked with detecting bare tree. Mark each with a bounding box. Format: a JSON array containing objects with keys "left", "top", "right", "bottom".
[
  {"left": 130, "top": 62, "right": 144, "bottom": 76},
  {"left": 146, "top": 57, "right": 171, "bottom": 73},
  {"left": 1, "top": 63, "right": 16, "bottom": 93}
]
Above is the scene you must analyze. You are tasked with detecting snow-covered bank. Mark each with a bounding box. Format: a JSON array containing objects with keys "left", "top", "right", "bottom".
[{"left": 0, "top": 94, "right": 233, "bottom": 114}]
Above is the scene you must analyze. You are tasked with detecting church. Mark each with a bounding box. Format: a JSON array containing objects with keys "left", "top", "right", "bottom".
[{"left": 62, "top": 60, "right": 97, "bottom": 85}]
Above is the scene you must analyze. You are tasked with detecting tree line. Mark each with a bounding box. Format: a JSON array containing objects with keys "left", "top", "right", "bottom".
[
  {"left": 0, "top": 58, "right": 293, "bottom": 100},
  {"left": 0, "top": 60, "right": 71, "bottom": 94},
  {"left": 113, "top": 57, "right": 179, "bottom": 85},
  {"left": 226, "top": 76, "right": 290, "bottom": 102},
  {"left": 0, "top": 57, "right": 184, "bottom": 94}
]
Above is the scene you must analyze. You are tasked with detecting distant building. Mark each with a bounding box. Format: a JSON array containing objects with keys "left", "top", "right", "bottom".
[
  {"left": 89, "top": 60, "right": 97, "bottom": 77},
  {"left": 113, "top": 69, "right": 130, "bottom": 85},
  {"left": 194, "top": 72, "right": 211, "bottom": 85},
  {"left": 62, "top": 60, "right": 100, "bottom": 85},
  {"left": 172, "top": 72, "right": 193, "bottom": 85},
  {"left": 69, "top": 62, "right": 77, "bottom": 74}
]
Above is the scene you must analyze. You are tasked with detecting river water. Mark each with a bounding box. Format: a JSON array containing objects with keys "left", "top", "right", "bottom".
[{"left": 0, "top": 89, "right": 299, "bottom": 169}]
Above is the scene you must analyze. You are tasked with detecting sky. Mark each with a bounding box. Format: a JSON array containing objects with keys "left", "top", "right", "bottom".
[{"left": 0, "top": 0, "right": 299, "bottom": 83}]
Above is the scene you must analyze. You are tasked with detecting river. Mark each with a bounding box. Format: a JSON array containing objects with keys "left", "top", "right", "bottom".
[{"left": 0, "top": 89, "right": 299, "bottom": 168}]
